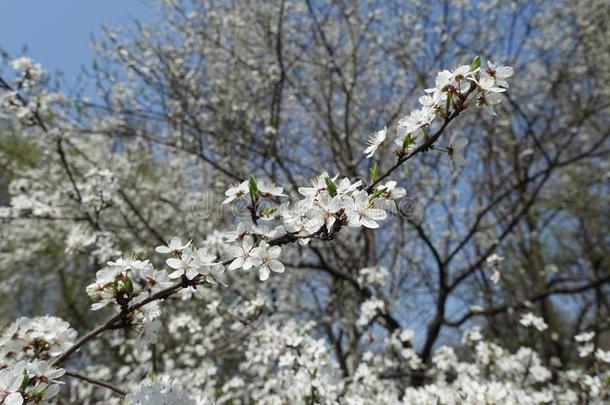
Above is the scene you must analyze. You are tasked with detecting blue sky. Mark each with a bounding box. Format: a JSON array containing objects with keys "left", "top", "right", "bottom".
[{"left": 0, "top": 0, "right": 151, "bottom": 80}]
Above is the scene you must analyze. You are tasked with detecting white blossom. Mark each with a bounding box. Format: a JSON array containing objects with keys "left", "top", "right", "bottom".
[
  {"left": 226, "top": 235, "right": 255, "bottom": 271},
  {"left": 345, "top": 190, "right": 388, "bottom": 229},
  {"left": 250, "top": 241, "right": 284, "bottom": 281},
  {"left": 363, "top": 127, "right": 388, "bottom": 158},
  {"left": 519, "top": 313, "right": 548, "bottom": 331},
  {"left": 222, "top": 181, "right": 249, "bottom": 204},
  {"left": 155, "top": 237, "right": 191, "bottom": 254},
  {"left": 447, "top": 133, "right": 469, "bottom": 166}
]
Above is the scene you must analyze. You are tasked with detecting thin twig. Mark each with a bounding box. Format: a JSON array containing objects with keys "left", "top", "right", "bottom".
[{"left": 64, "top": 370, "right": 127, "bottom": 397}]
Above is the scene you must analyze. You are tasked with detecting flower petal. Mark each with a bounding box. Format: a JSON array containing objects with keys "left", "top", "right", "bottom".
[{"left": 259, "top": 266, "right": 270, "bottom": 281}]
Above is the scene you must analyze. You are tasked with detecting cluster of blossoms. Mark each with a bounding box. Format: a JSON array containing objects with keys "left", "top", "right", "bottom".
[
  {"left": 519, "top": 312, "right": 549, "bottom": 331},
  {"left": 0, "top": 57, "right": 63, "bottom": 124},
  {"left": 485, "top": 253, "right": 505, "bottom": 284},
  {"left": 0, "top": 179, "right": 62, "bottom": 220},
  {"left": 79, "top": 168, "right": 119, "bottom": 215},
  {"left": 0, "top": 316, "right": 76, "bottom": 367},
  {"left": 403, "top": 326, "right": 610, "bottom": 404},
  {"left": 125, "top": 376, "right": 192, "bottom": 405},
  {"left": 85, "top": 257, "right": 174, "bottom": 351},
  {"left": 574, "top": 331, "right": 610, "bottom": 362},
  {"left": 357, "top": 298, "right": 386, "bottom": 327},
  {"left": 86, "top": 257, "right": 172, "bottom": 314},
  {"left": 220, "top": 174, "right": 405, "bottom": 281},
  {"left": 8, "top": 58, "right": 45, "bottom": 87},
  {"left": 363, "top": 58, "right": 513, "bottom": 166},
  {"left": 121, "top": 321, "right": 610, "bottom": 404},
  {"left": 71, "top": 170, "right": 410, "bottom": 401},
  {"left": 357, "top": 265, "right": 390, "bottom": 287},
  {"left": 0, "top": 360, "right": 65, "bottom": 405},
  {"left": 0, "top": 317, "right": 75, "bottom": 404},
  {"left": 155, "top": 237, "right": 224, "bottom": 284},
  {"left": 220, "top": 320, "right": 341, "bottom": 404}
]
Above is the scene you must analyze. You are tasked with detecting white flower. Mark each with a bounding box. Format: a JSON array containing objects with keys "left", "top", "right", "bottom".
[
  {"left": 258, "top": 181, "right": 286, "bottom": 198},
  {"left": 132, "top": 263, "right": 173, "bottom": 291},
  {"left": 519, "top": 313, "right": 548, "bottom": 331},
  {"left": 595, "top": 349, "right": 610, "bottom": 363},
  {"left": 432, "top": 346, "right": 458, "bottom": 372},
  {"left": 476, "top": 91, "right": 504, "bottom": 115},
  {"left": 401, "top": 347, "right": 423, "bottom": 369},
  {"left": 136, "top": 319, "right": 162, "bottom": 353},
  {"left": 432, "top": 65, "right": 477, "bottom": 94},
  {"left": 381, "top": 181, "right": 406, "bottom": 200},
  {"left": 357, "top": 299, "right": 385, "bottom": 326},
  {"left": 222, "top": 180, "right": 249, "bottom": 204},
  {"left": 126, "top": 375, "right": 194, "bottom": 405},
  {"left": 64, "top": 224, "right": 97, "bottom": 254},
  {"left": 250, "top": 224, "right": 284, "bottom": 240},
  {"left": 166, "top": 249, "right": 199, "bottom": 280},
  {"left": 447, "top": 133, "right": 468, "bottom": 166},
  {"left": 472, "top": 74, "right": 506, "bottom": 93},
  {"left": 0, "top": 365, "right": 25, "bottom": 405},
  {"left": 251, "top": 241, "right": 284, "bottom": 281},
  {"left": 363, "top": 127, "right": 387, "bottom": 158},
  {"left": 462, "top": 327, "right": 483, "bottom": 344},
  {"left": 397, "top": 108, "right": 434, "bottom": 138},
  {"left": 305, "top": 192, "right": 342, "bottom": 233},
  {"left": 336, "top": 177, "right": 362, "bottom": 194},
  {"left": 419, "top": 88, "right": 445, "bottom": 109},
  {"left": 194, "top": 249, "right": 224, "bottom": 283},
  {"left": 374, "top": 181, "right": 406, "bottom": 212},
  {"left": 10, "top": 57, "right": 45, "bottom": 83},
  {"left": 298, "top": 172, "right": 338, "bottom": 204},
  {"left": 486, "top": 253, "right": 504, "bottom": 284},
  {"left": 358, "top": 266, "right": 389, "bottom": 287},
  {"left": 280, "top": 203, "right": 308, "bottom": 234},
  {"left": 4, "top": 393, "right": 24, "bottom": 405},
  {"left": 224, "top": 222, "right": 249, "bottom": 241},
  {"left": 399, "top": 329, "right": 414, "bottom": 343},
  {"left": 574, "top": 331, "right": 595, "bottom": 342},
  {"left": 155, "top": 237, "right": 191, "bottom": 254},
  {"left": 484, "top": 61, "right": 514, "bottom": 88},
  {"left": 135, "top": 301, "right": 162, "bottom": 323},
  {"left": 26, "top": 359, "right": 65, "bottom": 382},
  {"left": 578, "top": 343, "right": 595, "bottom": 358},
  {"left": 345, "top": 190, "right": 387, "bottom": 229},
  {"left": 227, "top": 235, "right": 255, "bottom": 271},
  {"left": 486, "top": 253, "right": 504, "bottom": 266},
  {"left": 574, "top": 332, "right": 595, "bottom": 358}
]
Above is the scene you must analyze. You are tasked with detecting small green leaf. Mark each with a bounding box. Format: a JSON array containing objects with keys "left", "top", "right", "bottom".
[
  {"left": 124, "top": 278, "right": 134, "bottom": 294},
  {"left": 402, "top": 134, "right": 413, "bottom": 150},
  {"left": 370, "top": 163, "right": 378, "bottom": 181},
  {"left": 325, "top": 177, "right": 337, "bottom": 197},
  {"left": 372, "top": 187, "right": 387, "bottom": 198},
  {"left": 31, "top": 385, "right": 47, "bottom": 399},
  {"left": 260, "top": 207, "right": 278, "bottom": 217},
  {"left": 248, "top": 176, "right": 258, "bottom": 195},
  {"left": 20, "top": 369, "right": 30, "bottom": 391},
  {"left": 470, "top": 55, "right": 481, "bottom": 71}
]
